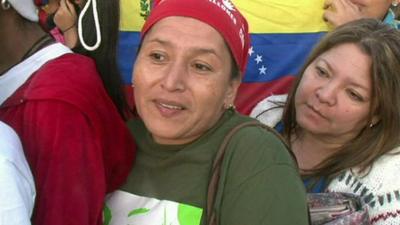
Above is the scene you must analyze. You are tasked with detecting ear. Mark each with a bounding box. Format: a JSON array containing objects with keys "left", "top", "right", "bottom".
[
  {"left": 371, "top": 115, "right": 380, "bottom": 127},
  {"left": 224, "top": 77, "right": 241, "bottom": 107}
]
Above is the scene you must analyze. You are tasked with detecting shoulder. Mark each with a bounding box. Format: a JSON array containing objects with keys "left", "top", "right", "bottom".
[
  {"left": 225, "top": 114, "right": 295, "bottom": 169},
  {"left": 216, "top": 115, "right": 308, "bottom": 224},
  {"left": 39, "top": 53, "right": 97, "bottom": 78},
  {"left": 31, "top": 53, "right": 100, "bottom": 88},
  {"left": 365, "top": 148, "right": 400, "bottom": 190},
  {"left": 329, "top": 147, "right": 400, "bottom": 193},
  {"left": 26, "top": 53, "right": 104, "bottom": 100},
  {"left": 22, "top": 53, "right": 116, "bottom": 115}
]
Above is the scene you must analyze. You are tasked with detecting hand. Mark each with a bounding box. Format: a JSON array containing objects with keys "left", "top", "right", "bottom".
[
  {"left": 54, "top": 0, "right": 78, "bottom": 33},
  {"left": 323, "top": 0, "right": 363, "bottom": 28}
]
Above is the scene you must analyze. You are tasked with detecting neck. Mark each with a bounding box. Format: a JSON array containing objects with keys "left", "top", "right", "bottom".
[
  {"left": 291, "top": 130, "right": 343, "bottom": 173},
  {"left": 0, "top": 18, "right": 48, "bottom": 75}
]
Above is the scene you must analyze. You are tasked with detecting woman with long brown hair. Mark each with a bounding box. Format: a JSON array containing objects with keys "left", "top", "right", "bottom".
[{"left": 252, "top": 19, "right": 400, "bottom": 224}]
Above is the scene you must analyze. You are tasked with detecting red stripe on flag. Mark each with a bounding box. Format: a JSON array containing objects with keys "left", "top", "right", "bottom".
[{"left": 235, "top": 75, "right": 296, "bottom": 115}]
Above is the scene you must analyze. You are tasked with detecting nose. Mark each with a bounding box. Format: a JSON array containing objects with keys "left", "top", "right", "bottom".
[
  {"left": 315, "top": 82, "right": 337, "bottom": 106},
  {"left": 161, "top": 60, "right": 186, "bottom": 92}
]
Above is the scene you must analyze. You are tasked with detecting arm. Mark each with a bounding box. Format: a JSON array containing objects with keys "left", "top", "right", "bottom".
[
  {"left": 323, "top": 0, "right": 363, "bottom": 28},
  {"left": 22, "top": 100, "right": 107, "bottom": 225},
  {"left": 218, "top": 127, "right": 309, "bottom": 225}
]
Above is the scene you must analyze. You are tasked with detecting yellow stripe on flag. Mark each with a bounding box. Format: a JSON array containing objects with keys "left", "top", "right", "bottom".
[
  {"left": 120, "top": 0, "right": 329, "bottom": 33},
  {"left": 234, "top": 0, "right": 329, "bottom": 33},
  {"left": 120, "top": 0, "right": 147, "bottom": 31}
]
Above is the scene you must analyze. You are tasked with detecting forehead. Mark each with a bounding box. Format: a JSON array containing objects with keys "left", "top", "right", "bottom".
[
  {"left": 143, "top": 16, "right": 227, "bottom": 48},
  {"left": 318, "top": 43, "right": 372, "bottom": 83},
  {"left": 320, "top": 43, "right": 370, "bottom": 67}
]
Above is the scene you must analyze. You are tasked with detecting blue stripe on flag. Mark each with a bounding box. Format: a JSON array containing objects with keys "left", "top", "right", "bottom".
[
  {"left": 118, "top": 31, "right": 327, "bottom": 85},
  {"left": 244, "top": 32, "right": 326, "bottom": 83},
  {"left": 118, "top": 31, "right": 141, "bottom": 84}
]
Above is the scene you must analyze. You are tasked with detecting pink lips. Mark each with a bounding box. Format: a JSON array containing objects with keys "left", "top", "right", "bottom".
[
  {"left": 306, "top": 103, "right": 327, "bottom": 120},
  {"left": 154, "top": 99, "right": 186, "bottom": 118}
]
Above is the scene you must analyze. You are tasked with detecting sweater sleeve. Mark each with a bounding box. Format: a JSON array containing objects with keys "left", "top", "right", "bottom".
[
  {"left": 20, "top": 100, "right": 117, "bottom": 225},
  {"left": 217, "top": 126, "right": 309, "bottom": 225},
  {"left": 327, "top": 150, "right": 400, "bottom": 225}
]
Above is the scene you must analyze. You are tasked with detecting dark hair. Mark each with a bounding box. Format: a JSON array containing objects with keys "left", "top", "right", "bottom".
[
  {"left": 230, "top": 52, "right": 240, "bottom": 80},
  {"left": 283, "top": 19, "right": 400, "bottom": 181},
  {"left": 74, "top": 0, "right": 129, "bottom": 119}
]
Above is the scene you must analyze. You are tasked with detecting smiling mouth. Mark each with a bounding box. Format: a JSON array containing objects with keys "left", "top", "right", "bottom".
[
  {"left": 307, "top": 104, "right": 327, "bottom": 119},
  {"left": 158, "top": 102, "right": 184, "bottom": 110}
]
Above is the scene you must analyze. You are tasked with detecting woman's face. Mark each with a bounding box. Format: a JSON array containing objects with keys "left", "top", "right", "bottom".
[
  {"left": 133, "top": 16, "right": 240, "bottom": 145},
  {"left": 295, "top": 43, "right": 374, "bottom": 143},
  {"left": 350, "top": 0, "right": 393, "bottom": 19}
]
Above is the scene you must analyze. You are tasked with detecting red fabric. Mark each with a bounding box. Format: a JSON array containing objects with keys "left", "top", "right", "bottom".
[
  {"left": 0, "top": 54, "right": 135, "bottom": 225},
  {"left": 142, "top": 0, "right": 250, "bottom": 73},
  {"left": 38, "top": 9, "right": 49, "bottom": 31},
  {"left": 235, "top": 75, "right": 296, "bottom": 115},
  {"left": 124, "top": 85, "right": 135, "bottom": 112},
  {"left": 34, "top": 0, "right": 44, "bottom": 5}
]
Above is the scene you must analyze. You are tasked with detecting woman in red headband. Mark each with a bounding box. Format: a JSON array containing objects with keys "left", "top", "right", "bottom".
[{"left": 105, "top": 1, "right": 309, "bottom": 225}]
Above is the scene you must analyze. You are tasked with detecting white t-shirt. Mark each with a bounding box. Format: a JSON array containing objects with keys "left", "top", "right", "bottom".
[{"left": 0, "top": 121, "right": 35, "bottom": 225}]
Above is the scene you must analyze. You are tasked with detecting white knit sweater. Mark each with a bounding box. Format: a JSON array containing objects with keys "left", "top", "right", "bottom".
[
  {"left": 251, "top": 94, "right": 400, "bottom": 225},
  {"left": 327, "top": 152, "right": 400, "bottom": 225}
]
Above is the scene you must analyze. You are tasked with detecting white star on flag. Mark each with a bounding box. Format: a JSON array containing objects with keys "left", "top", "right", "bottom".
[
  {"left": 259, "top": 65, "right": 267, "bottom": 75},
  {"left": 255, "top": 55, "right": 263, "bottom": 64},
  {"left": 248, "top": 46, "right": 254, "bottom": 56},
  {"left": 248, "top": 45, "right": 268, "bottom": 76}
]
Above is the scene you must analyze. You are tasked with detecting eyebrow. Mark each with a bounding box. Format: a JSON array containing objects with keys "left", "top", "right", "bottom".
[
  {"left": 147, "top": 38, "right": 170, "bottom": 46},
  {"left": 316, "top": 57, "right": 334, "bottom": 73},
  {"left": 146, "top": 38, "right": 220, "bottom": 57},
  {"left": 316, "top": 57, "right": 370, "bottom": 92}
]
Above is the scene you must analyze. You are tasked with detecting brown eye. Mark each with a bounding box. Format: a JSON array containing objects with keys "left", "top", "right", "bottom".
[
  {"left": 347, "top": 89, "right": 363, "bottom": 102},
  {"left": 316, "top": 66, "right": 329, "bottom": 78},
  {"left": 149, "top": 52, "right": 166, "bottom": 63},
  {"left": 194, "top": 63, "right": 212, "bottom": 72}
]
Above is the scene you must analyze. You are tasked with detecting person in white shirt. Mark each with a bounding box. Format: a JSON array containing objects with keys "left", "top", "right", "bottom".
[{"left": 0, "top": 121, "right": 35, "bottom": 225}]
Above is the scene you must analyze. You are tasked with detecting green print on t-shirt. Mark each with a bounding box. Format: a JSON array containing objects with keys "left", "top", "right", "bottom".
[{"left": 105, "top": 191, "right": 203, "bottom": 225}]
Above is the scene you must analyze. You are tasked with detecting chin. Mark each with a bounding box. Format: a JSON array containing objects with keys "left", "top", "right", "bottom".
[{"left": 297, "top": 118, "right": 324, "bottom": 134}]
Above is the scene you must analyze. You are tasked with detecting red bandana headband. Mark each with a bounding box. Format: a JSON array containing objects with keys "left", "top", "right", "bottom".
[{"left": 142, "top": 0, "right": 251, "bottom": 74}]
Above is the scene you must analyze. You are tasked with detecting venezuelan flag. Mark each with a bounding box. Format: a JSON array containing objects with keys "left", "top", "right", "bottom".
[{"left": 118, "top": 0, "right": 329, "bottom": 114}]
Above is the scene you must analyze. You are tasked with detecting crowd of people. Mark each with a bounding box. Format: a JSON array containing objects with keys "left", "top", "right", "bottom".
[{"left": 1, "top": 0, "right": 400, "bottom": 225}]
